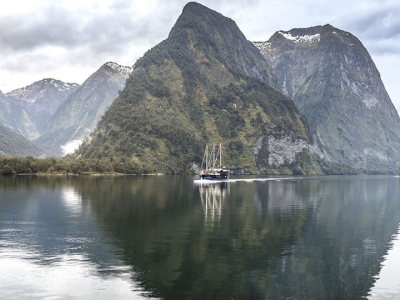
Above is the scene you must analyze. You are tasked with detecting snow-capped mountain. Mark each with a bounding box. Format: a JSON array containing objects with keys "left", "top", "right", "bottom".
[
  {"left": 7, "top": 79, "right": 78, "bottom": 103},
  {"left": 104, "top": 61, "right": 132, "bottom": 76},
  {"left": 1, "top": 79, "right": 79, "bottom": 140},
  {"left": 35, "top": 62, "right": 132, "bottom": 156},
  {"left": 255, "top": 24, "right": 400, "bottom": 171}
]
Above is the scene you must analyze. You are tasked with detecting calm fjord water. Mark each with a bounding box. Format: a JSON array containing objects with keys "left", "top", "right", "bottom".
[{"left": 0, "top": 175, "right": 400, "bottom": 299}]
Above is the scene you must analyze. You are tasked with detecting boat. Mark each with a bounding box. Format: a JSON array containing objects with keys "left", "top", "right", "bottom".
[{"left": 199, "top": 143, "right": 230, "bottom": 180}]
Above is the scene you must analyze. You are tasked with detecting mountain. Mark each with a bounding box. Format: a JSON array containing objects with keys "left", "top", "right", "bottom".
[
  {"left": 0, "top": 123, "right": 45, "bottom": 157},
  {"left": 75, "top": 2, "right": 322, "bottom": 175},
  {"left": 0, "top": 91, "right": 7, "bottom": 123},
  {"left": 35, "top": 62, "right": 132, "bottom": 156},
  {"left": 1, "top": 79, "right": 79, "bottom": 140},
  {"left": 0, "top": 88, "right": 38, "bottom": 140},
  {"left": 255, "top": 24, "right": 400, "bottom": 171}
]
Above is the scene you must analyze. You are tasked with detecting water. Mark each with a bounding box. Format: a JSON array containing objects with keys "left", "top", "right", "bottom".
[{"left": 0, "top": 175, "right": 399, "bottom": 299}]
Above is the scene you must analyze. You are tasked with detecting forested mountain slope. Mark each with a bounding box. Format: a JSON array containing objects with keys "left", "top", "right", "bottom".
[
  {"left": 75, "top": 2, "right": 322, "bottom": 175},
  {"left": 0, "top": 124, "right": 45, "bottom": 157}
]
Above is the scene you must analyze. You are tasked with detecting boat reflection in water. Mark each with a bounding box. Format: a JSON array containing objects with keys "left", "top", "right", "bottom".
[{"left": 198, "top": 181, "right": 229, "bottom": 224}]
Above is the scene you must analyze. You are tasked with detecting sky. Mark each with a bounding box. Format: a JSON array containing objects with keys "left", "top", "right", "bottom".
[{"left": 1, "top": 0, "right": 399, "bottom": 112}]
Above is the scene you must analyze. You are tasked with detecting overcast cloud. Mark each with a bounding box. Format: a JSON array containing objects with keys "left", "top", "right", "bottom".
[{"left": 1, "top": 0, "right": 399, "bottom": 112}]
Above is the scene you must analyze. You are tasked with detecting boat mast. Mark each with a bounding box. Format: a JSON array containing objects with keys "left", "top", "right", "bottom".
[
  {"left": 219, "top": 143, "right": 222, "bottom": 168},
  {"left": 202, "top": 145, "right": 209, "bottom": 171},
  {"left": 206, "top": 145, "right": 209, "bottom": 170},
  {"left": 210, "top": 144, "right": 215, "bottom": 169}
]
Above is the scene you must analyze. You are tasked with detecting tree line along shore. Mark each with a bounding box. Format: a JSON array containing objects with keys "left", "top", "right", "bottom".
[
  {"left": 0, "top": 156, "right": 145, "bottom": 176},
  {"left": 0, "top": 155, "right": 370, "bottom": 176}
]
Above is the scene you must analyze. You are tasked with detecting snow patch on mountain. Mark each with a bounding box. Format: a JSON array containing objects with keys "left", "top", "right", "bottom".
[
  {"left": 105, "top": 62, "right": 132, "bottom": 77},
  {"left": 279, "top": 32, "right": 320, "bottom": 43},
  {"left": 7, "top": 87, "right": 28, "bottom": 99},
  {"left": 7, "top": 79, "right": 79, "bottom": 103},
  {"left": 53, "top": 81, "right": 79, "bottom": 93},
  {"left": 253, "top": 41, "right": 271, "bottom": 52}
]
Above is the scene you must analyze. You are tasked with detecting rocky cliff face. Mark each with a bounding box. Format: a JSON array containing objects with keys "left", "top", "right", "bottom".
[
  {"left": 75, "top": 2, "right": 321, "bottom": 175},
  {"left": 35, "top": 62, "right": 132, "bottom": 156},
  {"left": 1, "top": 79, "right": 79, "bottom": 140},
  {"left": 255, "top": 24, "right": 400, "bottom": 171}
]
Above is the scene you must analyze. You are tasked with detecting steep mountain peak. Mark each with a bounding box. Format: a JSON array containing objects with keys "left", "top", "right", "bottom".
[
  {"left": 170, "top": 2, "right": 241, "bottom": 39},
  {"left": 182, "top": 2, "right": 209, "bottom": 13},
  {"left": 157, "top": 1, "right": 278, "bottom": 89},
  {"left": 103, "top": 61, "right": 132, "bottom": 76},
  {"left": 255, "top": 24, "right": 400, "bottom": 171},
  {"left": 268, "top": 24, "right": 360, "bottom": 48},
  {"left": 180, "top": 2, "right": 227, "bottom": 20}
]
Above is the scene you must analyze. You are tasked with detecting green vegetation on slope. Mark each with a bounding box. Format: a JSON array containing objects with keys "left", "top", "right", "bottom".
[
  {"left": 0, "top": 124, "right": 44, "bottom": 157},
  {"left": 0, "top": 154, "right": 377, "bottom": 176},
  {"left": 0, "top": 156, "right": 141, "bottom": 175}
]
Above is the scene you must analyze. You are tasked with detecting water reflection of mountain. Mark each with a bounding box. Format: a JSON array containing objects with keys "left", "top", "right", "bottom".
[
  {"left": 262, "top": 176, "right": 400, "bottom": 299},
  {"left": 68, "top": 176, "right": 312, "bottom": 299},
  {"left": 0, "top": 176, "right": 117, "bottom": 267},
  {"left": 253, "top": 179, "right": 318, "bottom": 212},
  {"left": 0, "top": 176, "right": 145, "bottom": 298},
  {"left": 5, "top": 176, "right": 398, "bottom": 298},
  {"left": 71, "top": 176, "right": 400, "bottom": 299}
]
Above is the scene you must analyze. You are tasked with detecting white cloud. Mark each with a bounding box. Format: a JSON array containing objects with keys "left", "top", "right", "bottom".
[
  {"left": 0, "top": 0, "right": 399, "bottom": 113},
  {"left": 374, "top": 54, "right": 400, "bottom": 114}
]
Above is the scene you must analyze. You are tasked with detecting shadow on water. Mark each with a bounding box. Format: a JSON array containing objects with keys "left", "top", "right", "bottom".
[{"left": 1, "top": 175, "right": 400, "bottom": 299}]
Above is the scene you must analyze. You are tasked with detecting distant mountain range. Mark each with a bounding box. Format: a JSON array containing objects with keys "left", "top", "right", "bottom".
[
  {"left": 0, "top": 62, "right": 131, "bottom": 157},
  {"left": 35, "top": 62, "right": 132, "bottom": 156},
  {"left": 1, "top": 2, "right": 399, "bottom": 174},
  {"left": 0, "top": 79, "right": 79, "bottom": 140}
]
